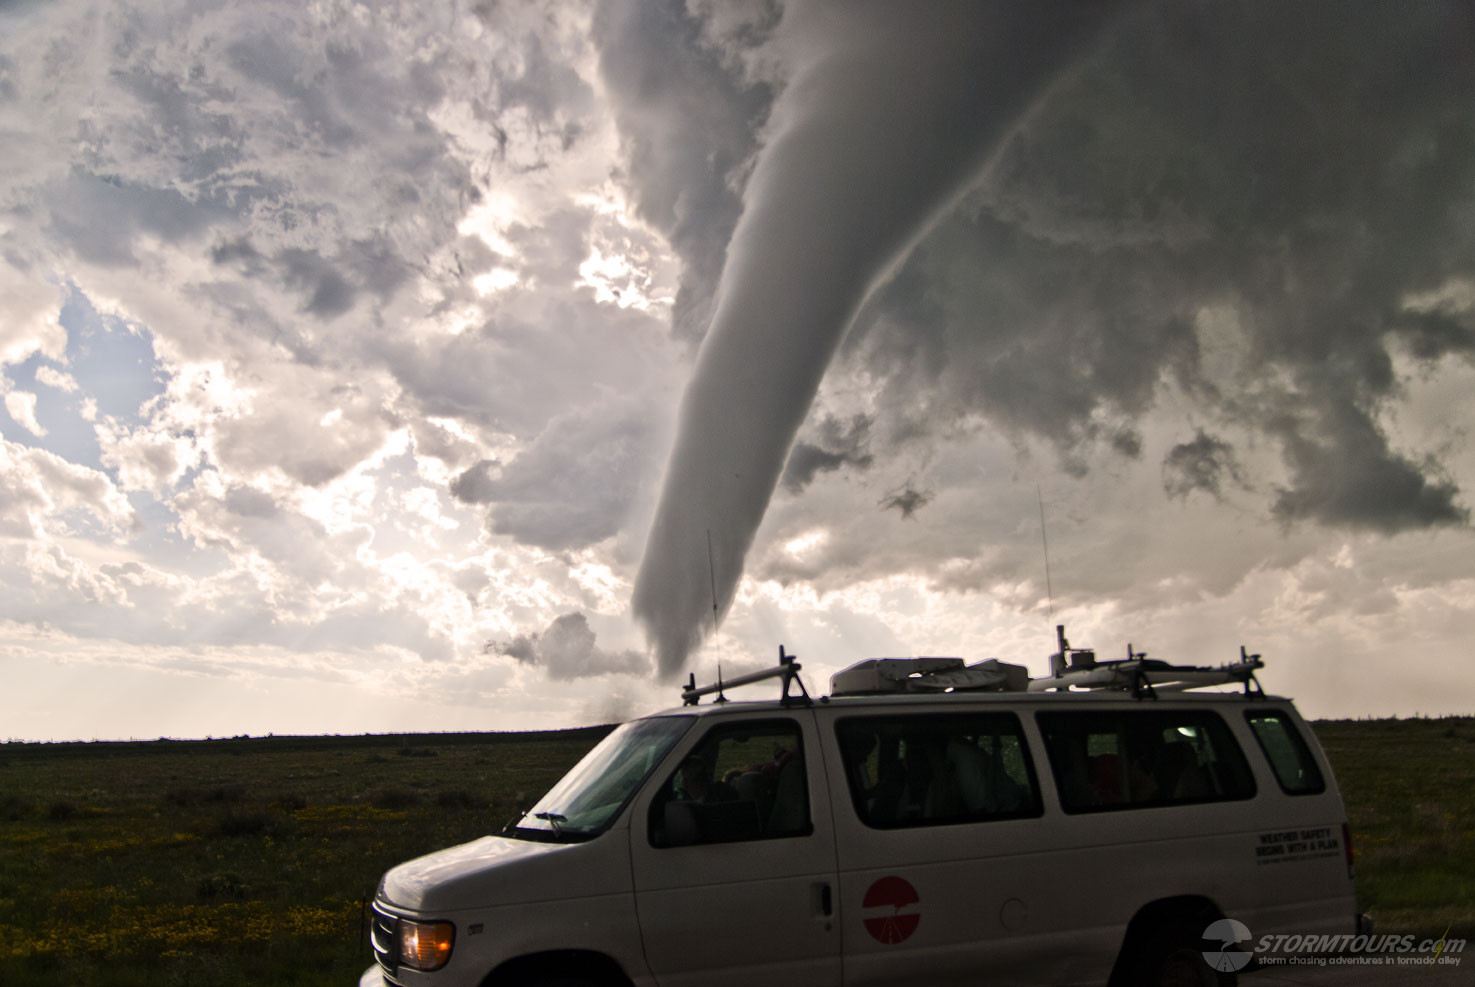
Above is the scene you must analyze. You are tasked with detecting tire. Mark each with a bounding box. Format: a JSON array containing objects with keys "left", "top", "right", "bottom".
[
  {"left": 506, "top": 972, "right": 605, "bottom": 987},
  {"left": 1131, "top": 928, "right": 1238, "bottom": 987}
]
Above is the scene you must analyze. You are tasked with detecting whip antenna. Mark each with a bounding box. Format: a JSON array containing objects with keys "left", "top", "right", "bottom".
[
  {"left": 1037, "top": 485, "right": 1055, "bottom": 624},
  {"left": 706, "top": 528, "right": 720, "bottom": 634}
]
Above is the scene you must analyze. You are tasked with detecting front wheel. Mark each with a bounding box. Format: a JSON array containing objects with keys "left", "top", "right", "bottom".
[
  {"left": 506, "top": 971, "right": 609, "bottom": 987},
  {"left": 1131, "top": 929, "right": 1237, "bottom": 987}
]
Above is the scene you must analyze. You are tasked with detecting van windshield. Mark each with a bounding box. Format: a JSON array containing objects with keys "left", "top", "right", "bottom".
[{"left": 510, "top": 716, "right": 694, "bottom": 842}]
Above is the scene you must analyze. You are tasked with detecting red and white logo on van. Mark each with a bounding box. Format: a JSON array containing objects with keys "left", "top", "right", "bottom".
[{"left": 862, "top": 876, "right": 920, "bottom": 944}]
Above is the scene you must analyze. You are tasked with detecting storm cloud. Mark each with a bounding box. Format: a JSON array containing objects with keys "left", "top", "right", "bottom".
[
  {"left": 497, "top": 611, "right": 647, "bottom": 680},
  {"left": 845, "top": 0, "right": 1475, "bottom": 531},
  {"left": 2, "top": 0, "right": 1473, "bottom": 740}
]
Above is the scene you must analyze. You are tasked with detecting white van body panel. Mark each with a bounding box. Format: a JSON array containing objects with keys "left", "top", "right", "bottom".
[
  {"left": 372, "top": 824, "right": 652, "bottom": 987},
  {"left": 369, "top": 893, "right": 650, "bottom": 987},
  {"left": 381, "top": 833, "right": 628, "bottom": 912}
]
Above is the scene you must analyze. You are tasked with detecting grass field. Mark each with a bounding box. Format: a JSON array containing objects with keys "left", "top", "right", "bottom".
[
  {"left": 0, "top": 716, "right": 1469, "bottom": 986},
  {"left": 1312, "top": 717, "right": 1475, "bottom": 939},
  {"left": 0, "top": 728, "right": 610, "bottom": 986}
]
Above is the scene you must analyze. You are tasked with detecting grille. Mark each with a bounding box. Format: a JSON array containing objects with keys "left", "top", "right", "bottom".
[{"left": 371, "top": 900, "right": 401, "bottom": 982}]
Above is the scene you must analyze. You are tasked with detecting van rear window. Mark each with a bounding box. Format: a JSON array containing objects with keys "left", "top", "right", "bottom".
[
  {"left": 1246, "top": 710, "right": 1326, "bottom": 794},
  {"left": 835, "top": 713, "right": 1042, "bottom": 829},
  {"left": 1037, "top": 710, "right": 1255, "bottom": 813}
]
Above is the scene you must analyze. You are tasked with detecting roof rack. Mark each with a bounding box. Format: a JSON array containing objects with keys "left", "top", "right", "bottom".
[
  {"left": 827, "top": 625, "right": 1265, "bottom": 700},
  {"left": 1028, "top": 626, "right": 1265, "bottom": 699},
  {"left": 682, "top": 646, "right": 813, "bottom": 707},
  {"left": 694, "top": 626, "right": 1265, "bottom": 706}
]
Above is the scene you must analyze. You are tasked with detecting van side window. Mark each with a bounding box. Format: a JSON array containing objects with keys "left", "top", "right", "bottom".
[
  {"left": 648, "top": 719, "right": 810, "bottom": 848},
  {"left": 1246, "top": 710, "right": 1326, "bottom": 794},
  {"left": 835, "top": 713, "right": 1041, "bottom": 828},
  {"left": 1037, "top": 711, "right": 1255, "bottom": 813}
]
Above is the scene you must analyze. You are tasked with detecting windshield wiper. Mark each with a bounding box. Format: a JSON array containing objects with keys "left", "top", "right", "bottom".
[
  {"left": 533, "top": 810, "right": 598, "bottom": 843},
  {"left": 501, "top": 808, "right": 592, "bottom": 843}
]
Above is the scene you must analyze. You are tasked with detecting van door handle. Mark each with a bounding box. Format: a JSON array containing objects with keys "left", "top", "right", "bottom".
[{"left": 820, "top": 882, "right": 833, "bottom": 917}]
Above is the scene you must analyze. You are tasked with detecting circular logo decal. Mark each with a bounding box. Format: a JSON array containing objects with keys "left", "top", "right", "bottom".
[
  {"left": 1202, "top": 918, "right": 1254, "bottom": 972},
  {"left": 862, "top": 876, "right": 920, "bottom": 944}
]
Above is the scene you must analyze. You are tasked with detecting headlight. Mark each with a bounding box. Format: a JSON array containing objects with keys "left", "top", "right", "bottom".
[{"left": 398, "top": 919, "right": 455, "bottom": 971}]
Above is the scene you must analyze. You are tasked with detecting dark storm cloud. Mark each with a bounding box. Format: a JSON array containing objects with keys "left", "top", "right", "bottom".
[
  {"left": 632, "top": 0, "right": 1125, "bottom": 677},
  {"left": 277, "top": 248, "right": 356, "bottom": 319},
  {"left": 449, "top": 459, "right": 500, "bottom": 505},
  {"left": 780, "top": 413, "right": 873, "bottom": 494},
  {"left": 594, "top": 0, "right": 776, "bottom": 340},
  {"left": 495, "top": 611, "right": 647, "bottom": 680},
  {"left": 1110, "top": 428, "right": 1142, "bottom": 460},
  {"left": 1162, "top": 431, "right": 1246, "bottom": 502},
  {"left": 844, "top": 0, "right": 1474, "bottom": 531},
  {"left": 1393, "top": 309, "right": 1475, "bottom": 361},
  {"left": 1271, "top": 404, "right": 1467, "bottom": 532},
  {"left": 852, "top": 212, "right": 1202, "bottom": 460},
  {"left": 879, "top": 484, "right": 933, "bottom": 521},
  {"left": 207, "top": 238, "right": 409, "bottom": 321}
]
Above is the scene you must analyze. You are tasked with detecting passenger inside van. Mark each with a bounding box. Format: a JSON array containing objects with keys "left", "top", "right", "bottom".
[
  {"left": 652, "top": 725, "right": 810, "bottom": 846},
  {"left": 844, "top": 719, "right": 1038, "bottom": 826},
  {"left": 1154, "top": 739, "right": 1209, "bottom": 799},
  {"left": 1040, "top": 711, "right": 1256, "bottom": 812},
  {"left": 677, "top": 755, "right": 735, "bottom": 803}
]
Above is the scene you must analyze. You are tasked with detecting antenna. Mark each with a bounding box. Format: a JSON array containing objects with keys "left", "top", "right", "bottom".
[
  {"left": 1037, "top": 484, "right": 1055, "bottom": 624},
  {"left": 705, "top": 528, "right": 720, "bottom": 634}
]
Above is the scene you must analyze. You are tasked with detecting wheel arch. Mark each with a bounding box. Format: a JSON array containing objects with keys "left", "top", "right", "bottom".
[
  {"left": 1107, "top": 894, "right": 1233, "bottom": 987},
  {"left": 478, "top": 948, "right": 636, "bottom": 987}
]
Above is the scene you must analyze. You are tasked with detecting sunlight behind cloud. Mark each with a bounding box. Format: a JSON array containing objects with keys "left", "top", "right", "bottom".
[
  {"left": 473, "top": 269, "right": 520, "bottom": 296},
  {"left": 578, "top": 245, "right": 651, "bottom": 309},
  {"left": 457, "top": 194, "right": 522, "bottom": 259},
  {"left": 783, "top": 529, "right": 828, "bottom": 559}
]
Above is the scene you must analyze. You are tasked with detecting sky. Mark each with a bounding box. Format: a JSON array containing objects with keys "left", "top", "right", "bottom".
[{"left": 2, "top": 0, "right": 1472, "bottom": 743}]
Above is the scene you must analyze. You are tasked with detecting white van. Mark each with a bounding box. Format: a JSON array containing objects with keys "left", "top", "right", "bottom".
[{"left": 361, "top": 631, "right": 1364, "bottom": 987}]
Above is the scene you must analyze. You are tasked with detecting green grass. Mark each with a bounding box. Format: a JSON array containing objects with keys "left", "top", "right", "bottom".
[
  {"left": 0, "top": 717, "right": 1468, "bottom": 985},
  {"left": 1311, "top": 716, "right": 1475, "bottom": 939},
  {"left": 0, "top": 729, "right": 609, "bottom": 987}
]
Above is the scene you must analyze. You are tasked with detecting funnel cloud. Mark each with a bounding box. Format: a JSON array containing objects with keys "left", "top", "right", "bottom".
[{"left": 632, "top": 1, "right": 1125, "bottom": 677}]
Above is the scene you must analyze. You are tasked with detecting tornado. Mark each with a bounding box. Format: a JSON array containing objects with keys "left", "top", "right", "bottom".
[{"left": 634, "top": 1, "right": 1127, "bottom": 677}]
